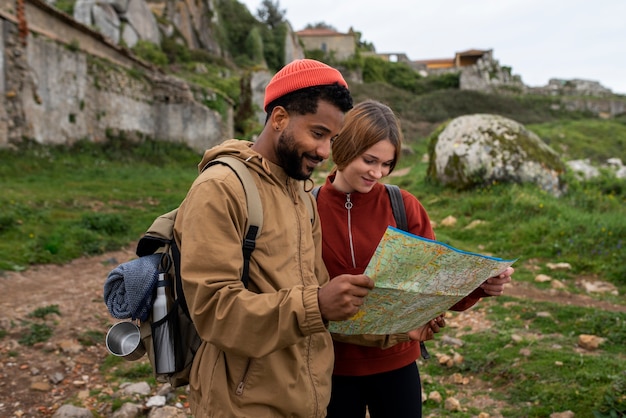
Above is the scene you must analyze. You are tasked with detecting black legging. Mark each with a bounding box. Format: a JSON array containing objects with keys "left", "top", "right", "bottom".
[{"left": 326, "top": 362, "right": 422, "bottom": 418}]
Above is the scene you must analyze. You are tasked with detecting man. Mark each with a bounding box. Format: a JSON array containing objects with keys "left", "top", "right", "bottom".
[{"left": 174, "top": 59, "right": 375, "bottom": 417}]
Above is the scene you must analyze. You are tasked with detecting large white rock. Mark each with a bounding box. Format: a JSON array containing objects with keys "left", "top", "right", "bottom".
[{"left": 427, "top": 114, "right": 567, "bottom": 196}]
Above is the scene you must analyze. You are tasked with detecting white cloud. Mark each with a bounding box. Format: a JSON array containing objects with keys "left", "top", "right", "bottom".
[{"left": 240, "top": 0, "right": 626, "bottom": 94}]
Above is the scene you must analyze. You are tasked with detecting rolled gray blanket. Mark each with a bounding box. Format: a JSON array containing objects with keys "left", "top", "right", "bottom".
[{"left": 104, "top": 253, "right": 162, "bottom": 321}]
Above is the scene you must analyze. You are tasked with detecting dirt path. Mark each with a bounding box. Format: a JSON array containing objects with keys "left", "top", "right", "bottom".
[{"left": 0, "top": 246, "right": 623, "bottom": 417}]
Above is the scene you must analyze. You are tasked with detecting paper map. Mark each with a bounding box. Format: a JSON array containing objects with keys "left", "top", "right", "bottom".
[{"left": 329, "top": 226, "right": 517, "bottom": 335}]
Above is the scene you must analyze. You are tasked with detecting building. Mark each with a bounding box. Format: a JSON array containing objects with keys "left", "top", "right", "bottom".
[
  {"left": 295, "top": 28, "right": 356, "bottom": 61},
  {"left": 412, "top": 49, "right": 492, "bottom": 71}
]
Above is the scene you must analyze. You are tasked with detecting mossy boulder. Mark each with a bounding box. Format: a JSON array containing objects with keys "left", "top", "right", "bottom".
[{"left": 426, "top": 114, "right": 567, "bottom": 196}]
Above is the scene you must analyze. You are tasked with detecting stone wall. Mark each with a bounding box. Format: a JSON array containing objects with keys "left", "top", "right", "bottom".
[{"left": 0, "top": 0, "right": 232, "bottom": 152}]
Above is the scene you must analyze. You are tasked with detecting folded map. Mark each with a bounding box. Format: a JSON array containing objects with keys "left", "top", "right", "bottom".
[{"left": 329, "top": 226, "right": 517, "bottom": 335}]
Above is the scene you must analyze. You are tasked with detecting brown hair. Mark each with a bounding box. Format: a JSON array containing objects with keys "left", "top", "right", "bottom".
[{"left": 331, "top": 99, "right": 403, "bottom": 174}]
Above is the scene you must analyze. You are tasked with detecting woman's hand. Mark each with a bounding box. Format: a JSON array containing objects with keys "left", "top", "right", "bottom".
[
  {"left": 407, "top": 313, "right": 446, "bottom": 341},
  {"left": 480, "top": 266, "right": 514, "bottom": 296}
]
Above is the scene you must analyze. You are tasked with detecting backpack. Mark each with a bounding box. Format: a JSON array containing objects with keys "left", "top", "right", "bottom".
[
  {"left": 312, "top": 183, "right": 430, "bottom": 359},
  {"left": 133, "top": 156, "right": 314, "bottom": 387},
  {"left": 135, "top": 156, "right": 264, "bottom": 387}
]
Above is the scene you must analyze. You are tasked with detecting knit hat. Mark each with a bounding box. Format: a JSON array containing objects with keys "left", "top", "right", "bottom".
[{"left": 263, "top": 59, "right": 348, "bottom": 111}]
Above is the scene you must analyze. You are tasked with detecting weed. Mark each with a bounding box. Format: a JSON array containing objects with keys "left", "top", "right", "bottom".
[
  {"left": 28, "top": 304, "right": 61, "bottom": 319},
  {"left": 78, "top": 329, "right": 105, "bottom": 347},
  {"left": 19, "top": 323, "right": 54, "bottom": 346}
]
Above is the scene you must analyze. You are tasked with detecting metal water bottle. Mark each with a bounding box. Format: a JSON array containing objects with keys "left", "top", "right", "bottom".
[{"left": 152, "top": 273, "right": 176, "bottom": 374}]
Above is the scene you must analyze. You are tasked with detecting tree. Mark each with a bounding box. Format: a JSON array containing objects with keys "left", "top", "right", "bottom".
[
  {"left": 304, "top": 22, "right": 337, "bottom": 31},
  {"left": 256, "top": 0, "right": 286, "bottom": 29}
]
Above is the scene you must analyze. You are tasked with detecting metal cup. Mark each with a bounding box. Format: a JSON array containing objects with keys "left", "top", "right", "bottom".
[{"left": 105, "top": 321, "right": 146, "bottom": 361}]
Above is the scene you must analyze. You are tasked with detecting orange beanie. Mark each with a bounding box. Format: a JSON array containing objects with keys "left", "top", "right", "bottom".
[{"left": 263, "top": 59, "right": 348, "bottom": 111}]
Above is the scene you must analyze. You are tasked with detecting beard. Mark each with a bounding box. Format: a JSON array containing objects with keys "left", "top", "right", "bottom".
[{"left": 276, "top": 130, "right": 322, "bottom": 180}]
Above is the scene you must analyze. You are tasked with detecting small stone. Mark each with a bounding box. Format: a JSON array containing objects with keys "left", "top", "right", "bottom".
[
  {"left": 428, "top": 391, "right": 442, "bottom": 403},
  {"left": 146, "top": 395, "right": 166, "bottom": 407},
  {"left": 444, "top": 397, "right": 461, "bottom": 411},
  {"left": 550, "top": 411, "right": 575, "bottom": 418},
  {"left": 535, "top": 274, "right": 552, "bottom": 282},
  {"left": 31, "top": 381, "right": 51, "bottom": 391},
  {"left": 546, "top": 262, "right": 572, "bottom": 270},
  {"left": 440, "top": 215, "right": 457, "bottom": 227},
  {"left": 578, "top": 334, "right": 605, "bottom": 351}
]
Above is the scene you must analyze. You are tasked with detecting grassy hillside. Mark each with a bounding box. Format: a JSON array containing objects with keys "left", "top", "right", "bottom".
[{"left": 1, "top": 87, "right": 625, "bottom": 416}]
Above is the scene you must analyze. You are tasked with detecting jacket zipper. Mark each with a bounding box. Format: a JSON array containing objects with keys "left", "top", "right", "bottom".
[
  {"left": 345, "top": 193, "right": 357, "bottom": 268},
  {"left": 236, "top": 359, "right": 252, "bottom": 395}
]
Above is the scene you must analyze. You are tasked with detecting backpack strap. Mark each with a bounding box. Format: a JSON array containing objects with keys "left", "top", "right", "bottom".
[
  {"left": 206, "top": 156, "right": 263, "bottom": 288},
  {"left": 384, "top": 184, "right": 407, "bottom": 231}
]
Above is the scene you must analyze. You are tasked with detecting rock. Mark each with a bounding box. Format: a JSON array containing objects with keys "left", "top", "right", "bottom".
[
  {"left": 428, "top": 391, "right": 442, "bottom": 403},
  {"left": 535, "top": 274, "right": 552, "bottom": 282},
  {"left": 440, "top": 335, "right": 464, "bottom": 347},
  {"left": 58, "top": 339, "right": 82, "bottom": 354},
  {"left": 123, "top": 381, "right": 152, "bottom": 395},
  {"left": 450, "top": 372, "right": 470, "bottom": 385},
  {"left": 111, "top": 402, "right": 143, "bottom": 418},
  {"left": 567, "top": 159, "right": 600, "bottom": 179},
  {"left": 578, "top": 334, "right": 605, "bottom": 351},
  {"left": 546, "top": 262, "right": 572, "bottom": 270},
  {"left": 51, "top": 404, "right": 93, "bottom": 417},
  {"left": 73, "top": 0, "right": 96, "bottom": 26},
  {"left": 437, "top": 353, "right": 453, "bottom": 367},
  {"left": 92, "top": 3, "right": 121, "bottom": 44},
  {"left": 550, "top": 411, "right": 575, "bottom": 418},
  {"left": 30, "top": 380, "right": 52, "bottom": 391},
  {"left": 148, "top": 405, "right": 189, "bottom": 417},
  {"left": 427, "top": 114, "right": 566, "bottom": 196},
  {"left": 146, "top": 395, "right": 166, "bottom": 407},
  {"left": 125, "top": 0, "right": 161, "bottom": 45},
  {"left": 463, "top": 219, "right": 486, "bottom": 229},
  {"left": 444, "top": 397, "right": 462, "bottom": 411},
  {"left": 440, "top": 215, "right": 457, "bottom": 227},
  {"left": 581, "top": 280, "right": 618, "bottom": 295}
]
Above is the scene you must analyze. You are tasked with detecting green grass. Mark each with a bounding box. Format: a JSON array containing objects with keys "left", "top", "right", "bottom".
[
  {"left": 0, "top": 138, "right": 202, "bottom": 270},
  {"left": 1, "top": 113, "right": 624, "bottom": 416},
  {"left": 420, "top": 298, "right": 626, "bottom": 417},
  {"left": 528, "top": 119, "right": 626, "bottom": 164}
]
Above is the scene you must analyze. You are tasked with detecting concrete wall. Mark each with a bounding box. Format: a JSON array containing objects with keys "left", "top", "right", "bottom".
[{"left": 0, "top": 0, "right": 232, "bottom": 152}]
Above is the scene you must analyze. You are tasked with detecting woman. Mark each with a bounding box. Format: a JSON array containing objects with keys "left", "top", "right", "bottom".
[{"left": 315, "top": 100, "right": 514, "bottom": 418}]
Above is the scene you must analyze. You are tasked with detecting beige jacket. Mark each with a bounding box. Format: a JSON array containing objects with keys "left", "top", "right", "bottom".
[{"left": 174, "top": 139, "right": 332, "bottom": 418}]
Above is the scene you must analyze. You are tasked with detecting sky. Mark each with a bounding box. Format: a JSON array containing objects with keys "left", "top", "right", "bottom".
[{"left": 240, "top": 0, "right": 626, "bottom": 94}]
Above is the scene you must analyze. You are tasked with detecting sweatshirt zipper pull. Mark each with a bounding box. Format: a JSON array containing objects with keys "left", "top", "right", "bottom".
[
  {"left": 345, "top": 193, "right": 357, "bottom": 268},
  {"left": 345, "top": 193, "right": 352, "bottom": 210}
]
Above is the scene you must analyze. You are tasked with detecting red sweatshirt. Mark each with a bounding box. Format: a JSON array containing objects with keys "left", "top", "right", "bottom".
[{"left": 316, "top": 175, "right": 487, "bottom": 376}]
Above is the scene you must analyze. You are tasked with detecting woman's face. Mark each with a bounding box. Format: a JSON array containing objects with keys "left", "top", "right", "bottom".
[{"left": 333, "top": 139, "right": 396, "bottom": 194}]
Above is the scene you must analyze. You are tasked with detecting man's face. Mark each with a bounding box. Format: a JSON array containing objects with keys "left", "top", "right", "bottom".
[{"left": 276, "top": 101, "right": 345, "bottom": 180}]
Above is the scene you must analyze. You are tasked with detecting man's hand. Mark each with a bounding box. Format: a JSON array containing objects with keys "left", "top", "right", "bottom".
[
  {"left": 480, "top": 266, "right": 514, "bottom": 296},
  {"left": 318, "top": 274, "right": 374, "bottom": 321},
  {"left": 407, "top": 313, "right": 446, "bottom": 341}
]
